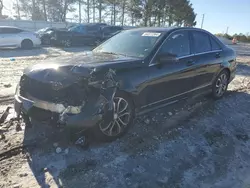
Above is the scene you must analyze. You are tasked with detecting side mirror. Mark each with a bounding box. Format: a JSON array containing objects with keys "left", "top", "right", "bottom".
[{"left": 157, "top": 53, "right": 178, "bottom": 64}]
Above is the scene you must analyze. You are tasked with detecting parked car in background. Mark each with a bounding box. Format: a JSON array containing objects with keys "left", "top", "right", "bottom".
[
  {"left": 14, "top": 27, "right": 237, "bottom": 141},
  {"left": 232, "top": 37, "right": 238, "bottom": 44},
  {"left": 50, "top": 23, "right": 122, "bottom": 47},
  {"left": 36, "top": 27, "right": 57, "bottom": 45},
  {"left": 100, "top": 25, "right": 123, "bottom": 41},
  {"left": 0, "top": 26, "right": 41, "bottom": 49}
]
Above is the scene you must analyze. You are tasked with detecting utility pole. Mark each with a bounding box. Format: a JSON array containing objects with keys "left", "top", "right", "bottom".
[
  {"left": 78, "top": 0, "right": 81, "bottom": 23},
  {"left": 201, "top": 14, "right": 205, "bottom": 29},
  {"left": 226, "top": 27, "right": 229, "bottom": 34}
]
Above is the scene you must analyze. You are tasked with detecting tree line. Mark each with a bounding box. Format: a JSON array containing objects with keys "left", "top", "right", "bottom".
[
  {"left": 216, "top": 33, "right": 250, "bottom": 43},
  {"left": 1, "top": 0, "right": 196, "bottom": 27}
]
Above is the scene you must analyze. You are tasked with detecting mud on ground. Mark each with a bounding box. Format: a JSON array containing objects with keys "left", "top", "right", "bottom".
[{"left": 1, "top": 44, "right": 250, "bottom": 188}]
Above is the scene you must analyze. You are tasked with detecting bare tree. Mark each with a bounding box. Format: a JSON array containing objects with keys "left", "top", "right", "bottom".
[
  {"left": 92, "top": 0, "right": 95, "bottom": 22},
  {"left": 42, "top": 0, "right": 47, "bottom": 21},
  {"left": 87, "top": 0, "right": 90, "bottom": 22},
  {"left": 78, "top": 0, "right": 81, "bottom": 23},
  {"left": 0, "top": 0, "right": 3, "bottom": 17}
]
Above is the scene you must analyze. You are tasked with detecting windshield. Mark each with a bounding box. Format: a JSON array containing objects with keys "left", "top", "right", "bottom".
[
  {"left": 36, "top": 28, "right": 49, "bottom": 34},
  {"left": 93, "top": 30, "right": 163, "bottom": 58}
]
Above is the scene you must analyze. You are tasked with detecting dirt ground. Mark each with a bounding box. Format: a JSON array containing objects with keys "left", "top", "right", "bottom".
[{"left": 0, "top": 44, "right": 250, "bottom": 188}]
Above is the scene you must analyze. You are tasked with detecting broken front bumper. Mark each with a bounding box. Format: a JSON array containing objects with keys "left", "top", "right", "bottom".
[{"left": 14, "top": 94, "right": 106, "bottom": 129}]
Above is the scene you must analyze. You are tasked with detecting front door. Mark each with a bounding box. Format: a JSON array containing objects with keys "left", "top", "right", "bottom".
[{"left": 146, "top": 30, "right": 196, "bottom": 105}]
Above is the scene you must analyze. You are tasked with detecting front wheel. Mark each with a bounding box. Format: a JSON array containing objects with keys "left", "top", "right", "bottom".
[
  {"left": 21, "top": 39, "right": 33, "bottom": 49},
  {"left": 212, "top": 70, "right": 229, "bottom": 99},
  {"left": 62, "top": 39, "right": 71, "bottom": 47},
  {"left": 93, "top": 92, "right": 134, "bottom": 142}
]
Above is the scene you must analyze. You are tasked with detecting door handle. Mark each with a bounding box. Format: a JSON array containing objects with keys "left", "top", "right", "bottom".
[
  {"left": 186, "top": 60, "right": 194, "bottom": 66},
  {"left": 215, "top": 53, "right": 221, "bottom": 58}
]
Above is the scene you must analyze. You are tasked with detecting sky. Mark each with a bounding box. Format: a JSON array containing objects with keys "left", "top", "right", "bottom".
[
  {"left": 2, "top": 0, "right": 250, "bottom": 35},
  {"left": 190, "top": 0, "right": 250, "bottom": 35}
]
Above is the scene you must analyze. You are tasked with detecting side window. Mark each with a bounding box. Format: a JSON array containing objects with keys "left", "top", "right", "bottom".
[
  {"left": 159, "top": 31, "right": 190, "bottom": 57},
  {"left": 110, "top": 27, "right": 121, "bottom": 33},
  {"left": 210, "top": 36, "right": 221, "bottom": 50},
  {"left": 103, "top": 27, "right": 111, "bottom": 34},
  {"left": 192, "top": 31, "right": 211, "bottom": 53},
  {"left": 1, "top": 28, "right": 22, "bottom": 34},
  {"left": 71, "top": 25, "right": 84, "bottom": 33},
  {"left": 86, "top": 26, "right": 99, "bottom": 33}
]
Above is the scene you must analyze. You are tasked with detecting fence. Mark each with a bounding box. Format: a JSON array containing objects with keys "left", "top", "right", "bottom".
[{"left": 0, "top": 19, "right": 75, "bottom": 31}]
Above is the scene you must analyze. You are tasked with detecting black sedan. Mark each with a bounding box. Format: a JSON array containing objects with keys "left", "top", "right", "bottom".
[
  {"left": 50, "top": 24, "right": 123, "bottom": 47},
  {"left": 14, "top": 27, "right": 237, "bottom": 141},
  {"left": 36, "top": 27, "right": 57, "bottom": 45}
]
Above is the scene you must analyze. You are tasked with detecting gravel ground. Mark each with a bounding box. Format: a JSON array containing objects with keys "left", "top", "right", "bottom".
[{"left": 0, "top": 44, "right": 250, "bottom": 188}]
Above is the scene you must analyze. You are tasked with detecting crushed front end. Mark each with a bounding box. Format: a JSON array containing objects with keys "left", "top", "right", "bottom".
[{"left": 14, "top": 66, "right": 118, "bottom": 131}]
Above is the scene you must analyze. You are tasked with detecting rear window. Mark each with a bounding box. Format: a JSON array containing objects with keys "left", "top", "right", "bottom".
[
  {"left": 192, "top": 31, "right": 211, "bottom": 53},
  {"left": 210, "top": 36, "right": 221, "bottom": 50}
]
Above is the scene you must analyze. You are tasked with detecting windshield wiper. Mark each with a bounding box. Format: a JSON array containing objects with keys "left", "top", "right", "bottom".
[
  {"left": 100, "top": 51, "right": 118, "bottom": 55},
  {"left": 100, "top": 51, "right": 131, "bottom": 57}
]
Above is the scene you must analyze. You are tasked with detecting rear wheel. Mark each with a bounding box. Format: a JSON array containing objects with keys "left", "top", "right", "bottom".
[
  {"left": 212, "top": 70, "right": 229, "bottom": 99},
  {"left": 63, "top": 39, "right": 71, "bottom": 47},
  {"left": 93, "top": 91, "right": 134, "bottom": 142},
  {"left": 21, "top": 39, "right": 33, "bottom": 49}
]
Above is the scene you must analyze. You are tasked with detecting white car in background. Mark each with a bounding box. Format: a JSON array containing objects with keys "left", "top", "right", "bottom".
[{"left": 0, "top": 26, "right": 41, "bottom": 49}]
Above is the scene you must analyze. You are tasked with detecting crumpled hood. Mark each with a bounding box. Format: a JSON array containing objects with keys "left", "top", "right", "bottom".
[{"left": 23, "top": 52, "right": 143, "bottom": 86}]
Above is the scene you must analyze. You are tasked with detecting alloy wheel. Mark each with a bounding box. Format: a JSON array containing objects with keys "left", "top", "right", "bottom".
[
  {"left": 63, "top": 39, "right": 71, "bottom": 47},
  {"left": 215, "top": 73, "right": 228, "bottom": 97},
  {"left": 99, "top": 97, "right": 131, "bottom": 137}
]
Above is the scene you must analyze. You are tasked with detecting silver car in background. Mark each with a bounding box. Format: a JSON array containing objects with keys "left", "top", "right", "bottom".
[{"left": 0, "top": 26, "right": 41, "bottom": 49}]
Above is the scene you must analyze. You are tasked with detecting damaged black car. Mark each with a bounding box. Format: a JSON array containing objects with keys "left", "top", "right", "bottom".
[{"left": 14, "top": 27, "right": 237, "bottom": 141}]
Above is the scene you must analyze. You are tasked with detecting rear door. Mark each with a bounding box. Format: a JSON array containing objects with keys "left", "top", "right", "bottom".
[
  {"left": 146, "top": 30, "right": 197, "bottom": 105},
  {"left": 191, "top": 31, "right": 223, "bottom": 89}
]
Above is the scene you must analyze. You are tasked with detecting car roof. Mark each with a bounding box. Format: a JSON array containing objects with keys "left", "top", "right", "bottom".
[
  {"left": 102, "top": 25, "right": 123, "bottom": 29},
  {"left": 129, "top": 27, "right": 212, "bottom": 34},
  {"left": 0, "top": 26, "right": 20, "bottom": 29}
]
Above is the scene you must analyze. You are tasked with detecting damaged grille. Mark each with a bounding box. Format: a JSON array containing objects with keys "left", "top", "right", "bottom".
[{"left": 19, "top": 75, "right": 87, "bottom": 106}]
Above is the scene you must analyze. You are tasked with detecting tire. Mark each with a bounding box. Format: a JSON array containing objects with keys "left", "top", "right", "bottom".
[
  {"left": 92, "top": 91, "right": 135, "bottom": 142},
  {"left": 212, "top": 70, "right": 230, "bottom": 99},
  {"left": 21, "top": 39, "right": 33, "bottom": 50}
]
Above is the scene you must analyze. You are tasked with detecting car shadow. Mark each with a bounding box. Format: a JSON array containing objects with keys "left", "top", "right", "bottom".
[
  {"left": 22, "top": 89, "right": 250, "bottom": 187},
  {"left": 0, "top": 47, "right": 49, "bottom": 58},
  {"left": 237, "top": 63, "right": 250, "bottom": 77}
]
